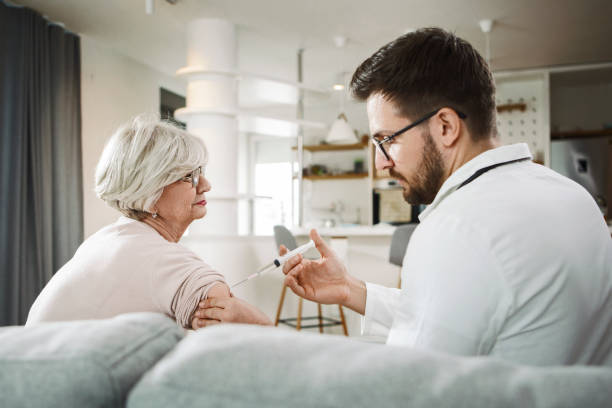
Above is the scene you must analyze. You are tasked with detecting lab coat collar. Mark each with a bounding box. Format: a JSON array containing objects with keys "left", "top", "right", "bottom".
[{"left": 418, "top": 143, "right": 532, "bottom": 221}]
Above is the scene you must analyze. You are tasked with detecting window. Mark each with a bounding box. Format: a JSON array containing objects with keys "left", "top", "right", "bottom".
[{"left": 253, "top": 162, "right": 292, "bottom": 235}]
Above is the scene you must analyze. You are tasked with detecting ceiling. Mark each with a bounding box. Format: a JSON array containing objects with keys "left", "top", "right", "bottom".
[{"left": 10, "top": 0, "right": 612, "bottom": 89}]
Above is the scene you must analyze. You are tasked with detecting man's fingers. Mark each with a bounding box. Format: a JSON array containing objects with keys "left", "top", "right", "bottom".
[
  {"left": 284, "top": 275, "right": 306, "bottom": 298},
  {"left": 310, "top": 229, "right": 334, "bottom": 258},
  {"left": 282, "top": 253, "right": 303, "bottom": 275},
  {"left": 279, "top": 245, "right": 288, "bottom": 256}
]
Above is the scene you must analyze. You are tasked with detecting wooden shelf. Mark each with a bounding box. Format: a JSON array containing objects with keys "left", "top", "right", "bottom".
[
  {"left": 299, "top": 173, "right": 369, "bottom": 180},
  {"left": 292, "top": 142, "right": 368, "bottom": 152},
  {"left": 551, "top": 128, "right": 612, "bottom": 140},
  {"left": 496, "top": 103, "right": 527, "bottom": 113}
]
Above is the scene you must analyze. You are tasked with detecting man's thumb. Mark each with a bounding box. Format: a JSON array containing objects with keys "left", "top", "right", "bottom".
[{"left": 310, "top": 229, "right": 333, "bottom": 257}]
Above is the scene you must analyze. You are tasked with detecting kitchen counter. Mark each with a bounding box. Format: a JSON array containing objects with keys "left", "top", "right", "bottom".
[{"left": 292, "top": 223, "right": 400, "bottom": 237}]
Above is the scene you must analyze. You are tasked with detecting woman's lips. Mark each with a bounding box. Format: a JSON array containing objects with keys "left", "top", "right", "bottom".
[{"left": 195, "top": 199, "right": 207, "bottom": 206}]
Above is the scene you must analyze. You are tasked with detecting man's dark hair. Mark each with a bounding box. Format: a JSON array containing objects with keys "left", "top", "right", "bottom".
[{"left": 350, "top": 27, "right": 496, "bottom": 140}]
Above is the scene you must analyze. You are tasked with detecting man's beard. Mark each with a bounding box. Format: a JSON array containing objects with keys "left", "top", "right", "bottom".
[{"left": 389, "top": 129, "right": 445, "bottom": 205}]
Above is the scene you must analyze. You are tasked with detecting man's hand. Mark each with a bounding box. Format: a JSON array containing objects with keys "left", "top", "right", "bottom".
[
  {"left": 191, "top": 297, "right": 272, "bottom": 329},
  {"left": 281, "top": 229, "right": 366, "bottom": 313}
]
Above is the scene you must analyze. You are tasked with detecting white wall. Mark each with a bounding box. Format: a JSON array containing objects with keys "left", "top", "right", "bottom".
[{"left": 80, "top": 35, "right": 186, "bottom": 237}]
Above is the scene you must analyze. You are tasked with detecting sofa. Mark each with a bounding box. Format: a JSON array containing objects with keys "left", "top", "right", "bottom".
[{"left": 1, "top": 313, "right": 611, "bottom": 408}]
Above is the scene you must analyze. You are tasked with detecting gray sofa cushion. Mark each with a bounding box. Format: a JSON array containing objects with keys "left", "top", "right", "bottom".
[
  {"left": 0, "top": 313, "right": 183, "bottom": 408},
  {"left": 128, "top": 324, "right": 612, "bottom": 408}
]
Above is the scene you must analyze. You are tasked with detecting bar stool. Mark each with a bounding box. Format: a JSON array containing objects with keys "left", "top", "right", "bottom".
[
  {"left": 273, "top": 225, "right": 348, "bottom": 335},
  {"left": 388, "top": 224, "right": 417, "bottom": 288}
]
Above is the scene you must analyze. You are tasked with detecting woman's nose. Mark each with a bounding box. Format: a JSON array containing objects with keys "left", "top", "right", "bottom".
[{"left": 197, "top": 175, "right": 211, "bottom": 193}]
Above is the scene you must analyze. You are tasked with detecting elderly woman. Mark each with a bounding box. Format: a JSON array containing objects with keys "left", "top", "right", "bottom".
[{"left": 26, "top": 115, "right": 271, "bottom": 329}]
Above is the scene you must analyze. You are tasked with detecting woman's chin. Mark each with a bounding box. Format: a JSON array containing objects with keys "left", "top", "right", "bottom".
[{"left": 190, "top": 206, "right": 207, "bottom": 220}]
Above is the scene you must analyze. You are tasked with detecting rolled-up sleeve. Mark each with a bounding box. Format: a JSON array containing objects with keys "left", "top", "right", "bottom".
[
  {"left": 151, "top": 244, "right": 226, "bottom": 329},
  {"left": 361, "top": 283, "right": 401, "bottom": 338}
]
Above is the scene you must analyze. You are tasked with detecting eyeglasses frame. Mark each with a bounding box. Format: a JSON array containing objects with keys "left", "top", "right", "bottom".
[
  {"left": 181, "top": 166, "right": 202, "bottom": 189},
  {"left": 372, "top": 108, "right": 467, "bottom": 161}
]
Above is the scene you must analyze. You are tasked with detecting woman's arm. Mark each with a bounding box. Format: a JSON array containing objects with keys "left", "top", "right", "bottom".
[
  {"left": 189, "top": 283, "right": 232, "bottom": 329},
  {"left": 191, "top": 296, "right": 272, "bottom": 329},
  {"left": 205, "top": 283, "right": 231, "bottom": 299}
]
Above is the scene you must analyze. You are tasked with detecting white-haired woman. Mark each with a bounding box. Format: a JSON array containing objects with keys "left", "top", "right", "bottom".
[{"left": 26, "top": 115, "right": 271, "bottom": 329}]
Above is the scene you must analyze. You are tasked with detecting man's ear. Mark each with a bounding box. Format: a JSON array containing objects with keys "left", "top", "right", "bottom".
[{"left": 433, "top": 108, "right": 462, "bottom": 148}]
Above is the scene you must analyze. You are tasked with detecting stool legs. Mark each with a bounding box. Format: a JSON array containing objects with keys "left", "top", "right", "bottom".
[
  {"left": 274, "top": 284, "right": 288, "bottom": 326},
  {"left": 397, "top": 267, "right": 402, "bottom": 289},
  {"left": 296, "top": 297, "right": 303, "bottom": 331},
  {"left": 276, "top": 283, "right": 348, "bottom": 336},
  {"left": 338, "top": 305, "right": 348, "bottom": 336}
]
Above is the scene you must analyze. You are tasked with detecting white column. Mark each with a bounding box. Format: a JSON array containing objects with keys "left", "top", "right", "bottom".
[{"left": 176, "top": 19, "right": 238, "bottom": 235}]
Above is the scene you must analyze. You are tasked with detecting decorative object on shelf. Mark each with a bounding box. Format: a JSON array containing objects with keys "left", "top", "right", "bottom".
[
  {"left": 496, "top": 103, "right": 527, "bottom": 113},
  {"left": 353, "top": 158, "right": 364, "bottom": 173},
  {"left": 308, "top": 164, "right": 328, "bottom": 176},
  {"left": 326, "top": 113, "right": 358, "bottom": 144}
]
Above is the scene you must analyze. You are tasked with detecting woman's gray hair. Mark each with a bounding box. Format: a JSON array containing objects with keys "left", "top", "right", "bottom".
[{"left": 95, "top": 114, "right": 208, "bottom": 219}]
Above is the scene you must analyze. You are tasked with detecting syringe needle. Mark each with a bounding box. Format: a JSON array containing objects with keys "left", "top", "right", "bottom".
[
  {"left": 230, "top": 277, "right": 250, "bottom": 288},
  {"left": 230, "top": 241, "right": 315, "bottom": 288}
]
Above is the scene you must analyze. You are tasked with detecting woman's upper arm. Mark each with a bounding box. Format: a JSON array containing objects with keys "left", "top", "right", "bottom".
[
  {"left": 206, "top": 282, "right": 231, "bottom": 299},
  {"left": 151, "top": 246, "right": 227, "bottom": 328}
]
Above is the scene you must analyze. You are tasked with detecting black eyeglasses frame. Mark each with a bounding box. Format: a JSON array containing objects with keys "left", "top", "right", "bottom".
[{"left": 372, "top": 108, "right": 467, "bottom": 161}]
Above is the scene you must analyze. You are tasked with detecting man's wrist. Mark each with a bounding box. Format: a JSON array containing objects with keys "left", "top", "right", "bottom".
[{"left": 342, "top": 275, "right": 367, "bottom": 315}]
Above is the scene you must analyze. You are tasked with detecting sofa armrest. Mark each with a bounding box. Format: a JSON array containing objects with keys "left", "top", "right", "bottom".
[{"left": 0, "top": 313, "right": 183, "bottom": 408}]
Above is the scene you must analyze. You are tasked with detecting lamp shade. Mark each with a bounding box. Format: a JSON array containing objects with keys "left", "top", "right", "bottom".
[{"left": 326, "top": 113, "right": 358, "bottom": 144}]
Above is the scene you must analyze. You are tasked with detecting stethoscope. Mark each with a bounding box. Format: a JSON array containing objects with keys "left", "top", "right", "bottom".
[{"left": 457, "top": 157, "right": 531, "bottom": 190}]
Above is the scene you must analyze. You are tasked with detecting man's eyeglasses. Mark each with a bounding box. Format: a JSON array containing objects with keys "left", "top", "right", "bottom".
[
  {"left": 181, "top": 166, "right": 202, "bottom": 189},
  {"left": 372, "top": 108, "right": 467, "bottom": 161}
]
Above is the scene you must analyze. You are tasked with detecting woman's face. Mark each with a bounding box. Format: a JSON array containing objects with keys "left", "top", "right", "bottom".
[{"left": 154, "top": 170, "right": 211, "bottom": 229}]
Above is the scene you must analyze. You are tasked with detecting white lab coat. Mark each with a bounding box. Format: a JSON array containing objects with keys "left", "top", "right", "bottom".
[{"left": 362, "top": 143, "right": 612, "bottom": 366}]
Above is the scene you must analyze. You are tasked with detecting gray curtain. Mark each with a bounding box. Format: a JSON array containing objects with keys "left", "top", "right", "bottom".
[{"left": 0, "top": 1, "right": 83, "bottom": 326}]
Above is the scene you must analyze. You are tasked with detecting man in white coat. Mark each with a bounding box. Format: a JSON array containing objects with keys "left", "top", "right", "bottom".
[{"left": 280, "top": 27, "right": 612, "bottom": 366}]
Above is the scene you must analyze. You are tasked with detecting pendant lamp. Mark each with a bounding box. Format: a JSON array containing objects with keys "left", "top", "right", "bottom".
[
  {"left": 325, "top": 71, "right": 357, "bottom": 144},
  {"left": 326, "top": 113, "right": 358, "bottom": 144}
]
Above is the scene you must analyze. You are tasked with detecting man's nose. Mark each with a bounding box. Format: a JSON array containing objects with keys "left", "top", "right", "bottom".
[{"left": 374, "top": 147, "right": 393, "bottom": 170}]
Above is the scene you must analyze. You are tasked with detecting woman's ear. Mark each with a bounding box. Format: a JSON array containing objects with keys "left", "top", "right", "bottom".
[{"left": 434, "top": 108, "right": 462, "bottom": 148}]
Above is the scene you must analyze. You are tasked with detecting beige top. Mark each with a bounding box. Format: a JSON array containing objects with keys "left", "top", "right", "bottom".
[{"left": 26, "top": 217, "right": 225, "bottom": 328}]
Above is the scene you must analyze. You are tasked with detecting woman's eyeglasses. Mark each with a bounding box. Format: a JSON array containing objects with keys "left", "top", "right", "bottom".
[{"left": 181, "top": 166, "right": 202, "bottom": 188}]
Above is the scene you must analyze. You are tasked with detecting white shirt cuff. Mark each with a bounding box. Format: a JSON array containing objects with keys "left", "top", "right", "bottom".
[{"left": 360, "top": 282, "right": 401, "bottom": 339}]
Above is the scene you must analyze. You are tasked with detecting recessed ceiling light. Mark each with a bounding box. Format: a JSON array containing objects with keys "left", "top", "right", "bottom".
[{"left": 333, "top": 35, "right": 348, "bottom": 48}]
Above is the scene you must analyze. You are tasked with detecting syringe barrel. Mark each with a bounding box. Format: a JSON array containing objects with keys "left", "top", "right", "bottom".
[{"left": 275, "top": 240, "right": 315, "bottom": 265}]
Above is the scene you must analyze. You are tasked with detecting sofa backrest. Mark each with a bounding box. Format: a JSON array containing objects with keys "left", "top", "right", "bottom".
[
  {"left": 128, "top": 324, "right": 612, "bottom": 408},
  {"left": 0, "top": 313, "right": 183, "bottom": 408}
]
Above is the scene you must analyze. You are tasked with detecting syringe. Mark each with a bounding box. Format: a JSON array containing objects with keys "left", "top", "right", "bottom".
[{"left": 231, "top": 240, "right": 316, "bottom": 288}]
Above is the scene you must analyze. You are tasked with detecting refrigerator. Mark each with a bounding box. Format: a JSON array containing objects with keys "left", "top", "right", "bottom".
[{"left": 551, "top": 137, "right": 611, "bottom": 219}]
